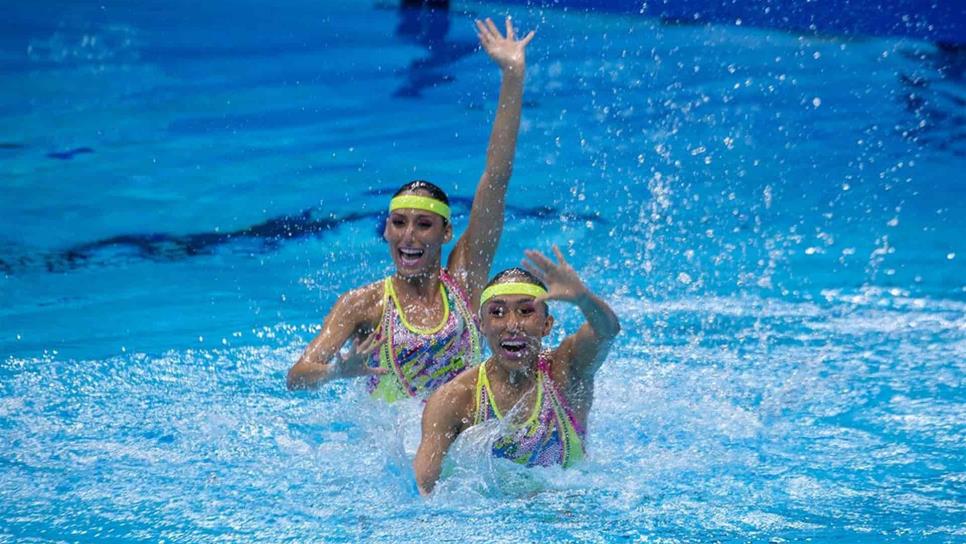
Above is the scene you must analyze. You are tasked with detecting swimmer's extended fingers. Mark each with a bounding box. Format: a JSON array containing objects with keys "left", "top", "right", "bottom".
[
  {"left": 477, "top": 16, "right": 535, "bottom": 74},
  {"left": 358, "top": 333, "right": 389, "bottom": 375},
  {"left": 524, "top": 245, "right": 587, "bottom": 303},
  {"left": 341, "top": 332, "right": 388, "bottom": 375},
  {"left": 518, "top": 30, "right": 536, "bottom": 47},
  {"left": 523, "top": 248, "right": 555, "bottom": 275},
  {"left": 475, "top": 18, "right": 497, "bottom": 43},
  {"left": 486, "top": 17, "right": 502, "bottom": 39},
  {"left": 551, "top": 244, "right": 571, "bottom": 268}
]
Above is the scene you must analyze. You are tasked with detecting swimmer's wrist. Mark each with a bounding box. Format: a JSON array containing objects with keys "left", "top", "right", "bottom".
[
  {"left": 500, "top": 64, "right": 525, "bottom": 79},
  {"left": 572, "top": 288, "right": 593, "bottom": 306}
]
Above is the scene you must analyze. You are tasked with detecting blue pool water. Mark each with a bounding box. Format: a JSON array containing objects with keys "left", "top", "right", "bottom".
[{"left": 2, "top": 0, "right": 965, "bottom": 541}]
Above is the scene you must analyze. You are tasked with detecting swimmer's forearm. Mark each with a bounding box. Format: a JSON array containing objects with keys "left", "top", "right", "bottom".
[
  {"left": 574, "top": 290, "right": 621, "bottom": 341},
  {"left": 452, "top": 68, "right": 526, "bottom": 291},
  {"left": 414, "top": 458, "right": 441, "bottom": 496},
  {"left": 286, "top": 360, "right": 340, "bottom": 390},
  {"left": 482, "top": 67, "right": 525, "bottom": 185}
]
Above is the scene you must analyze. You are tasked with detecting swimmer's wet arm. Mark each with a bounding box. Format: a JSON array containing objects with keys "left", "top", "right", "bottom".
[
  {"left": 567, "top": 288, "right": 622, "bottom": 370},
  {"left": 413, "top": 379, "right": 474, "bottom": 495},
  {"left": 450, "top": 18, "right": 535, "bottom": 305},
  {"left": 525, "top": 246, "right": 621, "bottom": 375},
  {"left": 286, "top": 290, "right": 383, "bottom": 390},
  {"left": 555, "top": 287, "right": 621, "bottom": 379}
]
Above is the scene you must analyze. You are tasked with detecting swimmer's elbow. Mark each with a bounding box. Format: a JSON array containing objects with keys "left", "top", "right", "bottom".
[
  {"left": 600, "top": 316, "right": 621, "bottom": 342},
  {"left": 285, "top": 369, "right": 302, "bottom": 391},
  {"left": 412, "top": 458, "right": 437, "bottom": 497},
  {"left": 610, "top": 318, "right": 622, "bottom": 338},
  {"left": 286, "top": 362, "right": 312, "bottom": 391}
]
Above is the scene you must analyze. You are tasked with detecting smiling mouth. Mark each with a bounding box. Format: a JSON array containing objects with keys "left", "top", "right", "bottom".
[
  {"left": 500, "top": 339, "right": 527, "bottom": 353},
  {"left": 398, "top": 247, "right": 425, "bottom": 265}
]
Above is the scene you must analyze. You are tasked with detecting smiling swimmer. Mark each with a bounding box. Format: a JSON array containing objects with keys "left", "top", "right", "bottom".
[
  {"left": 286, "top": 18, "right": 536, "bottom": 402},
  {"left": 413, "top": 245, "right": 621, "bottom": 494}
]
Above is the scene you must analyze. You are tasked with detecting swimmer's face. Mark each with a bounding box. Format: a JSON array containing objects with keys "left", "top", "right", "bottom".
[
  {"left": 481, "top": 293, "right": 553, "bottom": 366},
  {"left": 384, "top": 190, "right": 452, "bottom": 277}
]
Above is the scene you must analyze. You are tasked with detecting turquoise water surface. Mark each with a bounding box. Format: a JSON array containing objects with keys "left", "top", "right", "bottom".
[{"left": 2, "top": 0, "right": 964, "bottom": 542}]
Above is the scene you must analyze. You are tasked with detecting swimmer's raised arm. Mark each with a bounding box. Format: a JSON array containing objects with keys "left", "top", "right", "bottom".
[
  {"left": 413, "top": 375, "right": 475, "bottom": 495},
  {"left": 523, "top": 245, "right": 621, "bottom": 377},
  {"left": 449, "top": 17, "right": 535, "bottom": 309},
  {"left": 286, "top": 285, "right": 387, "bottom": 390}
]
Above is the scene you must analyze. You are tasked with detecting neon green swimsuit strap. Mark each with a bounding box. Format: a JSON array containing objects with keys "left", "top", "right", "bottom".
[
  {"left": 372, "top": 278, "right": 391, "bottom": 338},
  {"left": 385, "top": 277, "right": 450, "bottom": 335},
  {"left": 475, "top": 362, "right": 547, "bottom": 427},
  {"left": 474, "top": 362, "right": 503, "bottom": 424}
]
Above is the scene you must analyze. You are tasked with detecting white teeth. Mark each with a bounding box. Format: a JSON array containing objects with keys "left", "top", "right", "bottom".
[
  {"left": 501, "top": 340, "right": 526, "bottom": 349},
  {"left": 400, "top": 248, "right": 423, "bottom": 256}
]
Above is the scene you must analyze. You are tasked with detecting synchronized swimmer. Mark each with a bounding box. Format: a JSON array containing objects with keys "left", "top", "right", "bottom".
[
  {"left": 413, "top": 247, "right": 620, "bottom": 494},
  {"left": 287, "top": 18, "right": 534, "bottom": 402}
]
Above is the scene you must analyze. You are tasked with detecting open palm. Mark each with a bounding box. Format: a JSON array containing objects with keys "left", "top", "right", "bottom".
[
  {"left": 523, "top": 245, "right": 589, "bottom": 304},
  {"left": 476, "top": 17, "right": 535, "bottom": 73}
]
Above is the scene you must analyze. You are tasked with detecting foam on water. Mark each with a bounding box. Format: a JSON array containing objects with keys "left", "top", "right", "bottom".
[{"left": 3, "top": 288, "right": 963, "bottom": 541}]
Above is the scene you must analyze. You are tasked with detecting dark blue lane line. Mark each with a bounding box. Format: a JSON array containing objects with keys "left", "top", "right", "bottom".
[
  {"left": 0, "top": 201, "right": 604, "bottom": 275},
  {"left": 46, "top": 147, "right": 94, "bottom": 160}
]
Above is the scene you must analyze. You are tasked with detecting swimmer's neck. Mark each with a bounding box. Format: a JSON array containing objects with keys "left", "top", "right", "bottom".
[
  {"left": 488, "top": 356, "right": 539, "bottom": 390},
  {"left": 392, "top": 269, "right": 442, "bottom": 300}
]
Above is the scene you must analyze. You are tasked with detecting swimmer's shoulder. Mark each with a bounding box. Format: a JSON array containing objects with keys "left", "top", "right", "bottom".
[
  {"left": 426, "top": 364, "right": 479, "bottom": 426},
  {"left": 333, "top": 280, "right": 386, "bottom": 327}
]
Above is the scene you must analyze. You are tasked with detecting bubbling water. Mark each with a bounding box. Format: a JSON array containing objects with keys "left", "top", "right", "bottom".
[{"left": 3, "top": 287, "right": 963, "bottom": 541}]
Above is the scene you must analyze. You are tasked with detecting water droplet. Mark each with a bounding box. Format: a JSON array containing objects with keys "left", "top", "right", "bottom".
[
  {"left": 812, "top": 97, "right": 822, "bottom": 108},
  {"left": 948, "top": 253, "right": 956, "bottom": 260}
]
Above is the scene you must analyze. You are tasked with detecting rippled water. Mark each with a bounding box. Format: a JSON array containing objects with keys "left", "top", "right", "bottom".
[{"left": 2, "top": 0, "right": 964, "bottom": 542}]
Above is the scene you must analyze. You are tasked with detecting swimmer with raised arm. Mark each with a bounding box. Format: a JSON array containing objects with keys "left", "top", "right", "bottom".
[
  {"left": 413, "top": 245, "right": 621, "bottom": 494},
  {"left": 287, "top": 18, "right": 536, "bottom": 402}
]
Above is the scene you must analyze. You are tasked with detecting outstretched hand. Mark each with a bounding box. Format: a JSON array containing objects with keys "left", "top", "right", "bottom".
[
  {"left": 522, "top": 245, "right": 589, "bottom": 305},
  {"left": 475, "top": 16, "right": 535, "bottom": 74},
  {"left": 335, "top": 332, "right": 388, "bottom": 379}
]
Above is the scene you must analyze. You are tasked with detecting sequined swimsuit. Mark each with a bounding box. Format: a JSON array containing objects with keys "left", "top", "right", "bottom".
[
  {"left": 368, "top": 270, "right": 481, "bottom": 402},
  {"left": 473, "top": 354, "right": 586, "bottom": 467}
]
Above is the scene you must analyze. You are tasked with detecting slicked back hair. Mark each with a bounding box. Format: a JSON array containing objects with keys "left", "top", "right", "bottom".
[
  {"left": 394, "top": 180, "right": 450, "bottom": 204},
  {"left": 484, "top": 267, "right": 548, "bottom": 291}
]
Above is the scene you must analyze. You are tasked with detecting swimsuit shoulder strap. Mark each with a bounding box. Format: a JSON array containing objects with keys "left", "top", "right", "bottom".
[
  {"left": 439, "top": 269, "right": 468, "bottom": 305},
  {"left": 384, "top": 276, "right": 450, "bottom": 335},
  {"left": 372, "top": 278, "right": 393, "bottom": 336},
  {"left": 537, "top": 352, "right": 587, "bottom": 466},
  {"left": 474, "top": 362, "right": 502, "bottom": 424},
  {"left": 440, "top": 268, "right": 481, "bottom": 361}
]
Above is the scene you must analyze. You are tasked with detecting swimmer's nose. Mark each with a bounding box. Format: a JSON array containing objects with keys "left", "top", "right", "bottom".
[{"left": 402, "top": 224, "right": 417, "bottom": 243}]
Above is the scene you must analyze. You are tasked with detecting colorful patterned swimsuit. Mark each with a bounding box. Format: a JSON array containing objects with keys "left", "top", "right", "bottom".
[
  {"left": 368, "top": 270, "right": 481, "bottom": 403},
  {"left": 473, "top": 354, "right": 586, "bottom": 467}
]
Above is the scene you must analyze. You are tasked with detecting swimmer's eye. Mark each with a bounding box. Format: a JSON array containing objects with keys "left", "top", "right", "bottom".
[
  {"left": 519, "top": 306, "right": 535, "bottom": 315},
  {"left": 488, "top": 306, "right": 506, "bottom": 317},
  {"left": 390, "top": 217, "right": 406, "bottom": 227},
  {"left": 417, "top": 220, "right": 434, "bottom": 229}
]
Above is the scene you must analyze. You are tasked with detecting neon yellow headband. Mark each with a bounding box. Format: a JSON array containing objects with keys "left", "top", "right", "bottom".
[
  {"left": 480, "top": 282, "right": 548, "bottom": 306},
  {"left": 389, "top": 195, "right": 451, "bottom": 221}
]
